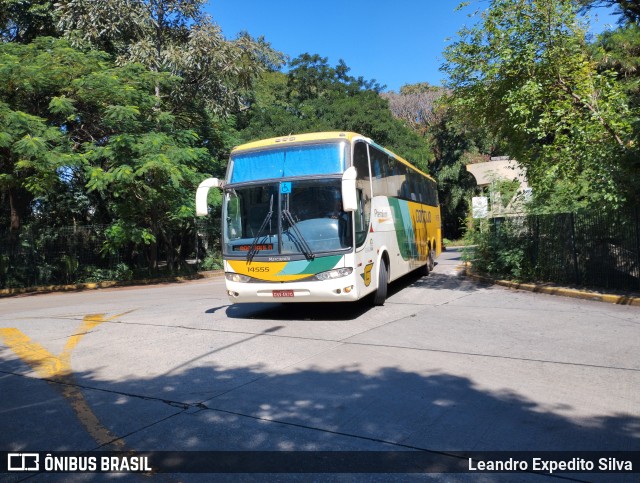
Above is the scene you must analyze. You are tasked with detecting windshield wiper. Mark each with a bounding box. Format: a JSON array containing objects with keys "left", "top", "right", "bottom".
[
  {"left": 282, "top": 209, "right": 315, "bottom": 260},
  {"left": 247, "top": 194, "right": 273, "bottom": 263}
]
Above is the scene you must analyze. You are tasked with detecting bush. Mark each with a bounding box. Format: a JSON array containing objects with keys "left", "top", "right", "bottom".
[
  {"left": 464, "top": 217, "right": 533, "bottom": 281},
  {"left": 200, "top": 254, "right": 223, "bottom": 271},
  {"left": 79, "top": 263, "right": 133, "bottom": 283}
]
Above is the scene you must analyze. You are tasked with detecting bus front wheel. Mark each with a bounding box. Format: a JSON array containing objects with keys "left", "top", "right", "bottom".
[{"left": 372, "top": 260, "right": 388, "bottom": 306}]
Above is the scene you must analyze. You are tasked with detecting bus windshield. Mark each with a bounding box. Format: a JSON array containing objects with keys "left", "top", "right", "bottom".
[
  {"left": 223, "top": 179, "right": 352, "bottom": 258},
  {"left": 228, "top": 143, "right": 347, "bottom": 183}
]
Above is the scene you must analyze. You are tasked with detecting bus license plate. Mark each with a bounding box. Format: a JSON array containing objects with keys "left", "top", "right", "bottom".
[{"left": 273, "top": 290, "right": 294, "bottom": 297}]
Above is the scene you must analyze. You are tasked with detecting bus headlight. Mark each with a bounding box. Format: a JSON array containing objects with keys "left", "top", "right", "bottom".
[
  {"left": 312, "top": 267, "right": 353, "bottom": 281},
  {"left": 225, "top": 272, "right": 252, "bottom": 283}
]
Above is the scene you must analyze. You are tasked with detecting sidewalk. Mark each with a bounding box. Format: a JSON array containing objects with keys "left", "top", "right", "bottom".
[
  {"left": 0, "top": 270, "right": 224, "bottom": 298},
  {"left": 459, "top": 265, "right": 640, "bottom": 306}
]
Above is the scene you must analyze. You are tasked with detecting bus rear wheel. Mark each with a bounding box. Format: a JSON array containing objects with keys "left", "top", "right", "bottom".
[
  {"left": 372, "top": 260, "right": 388, "bottom": 306},
  {"left": 427, "top": 248, "right": 435, "bottom": 272}
]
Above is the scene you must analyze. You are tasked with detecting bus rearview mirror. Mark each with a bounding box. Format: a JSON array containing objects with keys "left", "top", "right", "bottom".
[
  {"left": 342, "top": 167, "right": 357, "bottom": 212},
  {"left": 195, "top": 177, "right": 223, "bottom": 216}
]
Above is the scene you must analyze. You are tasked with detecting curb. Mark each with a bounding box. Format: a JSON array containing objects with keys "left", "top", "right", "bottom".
[
  {"left": 462, "top": 269, "right": 640, "bottom": 306},
  {"left": 0, "top": 270, "right": 225, "bottom": 298}
]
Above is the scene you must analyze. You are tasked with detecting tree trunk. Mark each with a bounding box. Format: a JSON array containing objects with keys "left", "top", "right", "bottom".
[
  {"left": 8, "top": 188, "right": 29, "bottom": 240},
  {"left": 149, "top": 240, "right": 158, "bottom": 271}
]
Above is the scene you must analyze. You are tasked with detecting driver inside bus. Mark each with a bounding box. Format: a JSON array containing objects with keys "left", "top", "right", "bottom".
[
  {"left": 326, "top": 199, "right": 345, "bottom": 220},
  {"left": 326, "top": 198, "right": 350, "bottom": 245}
]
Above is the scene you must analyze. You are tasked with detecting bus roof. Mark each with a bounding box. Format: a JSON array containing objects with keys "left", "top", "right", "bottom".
[
  {"left": 232, "top": 131, "right": 435, "bottom": 182},
  {"left": 231, "top": 132, "right": 362, "bottom": 152}
]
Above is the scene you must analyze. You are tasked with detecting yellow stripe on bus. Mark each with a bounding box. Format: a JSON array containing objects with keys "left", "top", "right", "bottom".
[{"left": 227, "top": 260, "right": 311, "bottom": 282}]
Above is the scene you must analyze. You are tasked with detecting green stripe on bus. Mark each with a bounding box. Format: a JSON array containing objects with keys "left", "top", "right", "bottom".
[{"left": 277, "top": 255, "right": 343, "bottom": 275}]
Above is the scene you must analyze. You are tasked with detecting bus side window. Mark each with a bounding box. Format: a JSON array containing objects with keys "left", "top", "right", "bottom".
[
  {"left": 225, "top": 192, "right": 241, "bottom": 240},
  {"left": 427, "top": 179, "right": 439, "bottom": 206},
  {"left": 416, "top": 173, "right": 426, "bottom": 203},
  {"left": 353, "top": 141, "right": 371, "bottom": 247},
  {"left": 386, "top": 155, "right": 400, "bottom": 197},
  {"left": 395, "top": 162, "right": 408, "bottom": 199},
  {"left": 370, "top": 146, "right": 388, "bottom": 197}
]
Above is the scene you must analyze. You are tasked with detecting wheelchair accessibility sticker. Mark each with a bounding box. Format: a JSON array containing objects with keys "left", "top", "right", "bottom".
[{"left": 280, "top": 182, "right": 292, "bottom": 194}]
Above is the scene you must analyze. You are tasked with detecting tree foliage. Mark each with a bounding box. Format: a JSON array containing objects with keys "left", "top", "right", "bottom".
[
  {"left": 238, "top": 54, "right": 433, "bottom": 171},
  {"left": 593, "top": 23, "right": 640, "bottom": 126},
  {"left": 0, "top": 38, "right": 211, "bottom": 264},
  {"left": 430, "top": 103, "right": 504, "bottom": 239},
  {"left": 0, "top": 0, "right": 57, "bottom": 43},
  {"left": 443, "top": 0, "right": 639, "bottom": 211},
  {"left": 0, "top": 37, "right": 107, "bottom": 233},
  {"left": 579, "top": 0, "right": 640, "bottom": 25},
  {"left": 381, "top": 83, "right": 448, "bottom": 136},
  {"left": 56, "top": 0, "right": 284, "bottom": 115},
  {"left": 0, "top": 1, "right": 284, "bottom": 274}
]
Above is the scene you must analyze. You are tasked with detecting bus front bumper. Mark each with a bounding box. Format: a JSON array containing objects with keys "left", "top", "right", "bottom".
[{"left": 224, "top": 278, "right": 360, "bottom": 303}]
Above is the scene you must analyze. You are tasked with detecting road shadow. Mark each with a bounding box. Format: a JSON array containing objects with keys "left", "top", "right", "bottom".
[
  {"left": 2, "top": 351, "right": 638, "bottom": 460},
  {"left": 388, "top": 268, "right": 485, "bottom": 296},
  {"left": 225, "top": 300, "right": 372, "bottom": 321}
]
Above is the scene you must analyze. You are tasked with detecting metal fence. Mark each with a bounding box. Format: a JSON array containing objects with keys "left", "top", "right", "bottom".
[
  {"left": 486, "top": 208, "right": 640, "bottom": 292},
  {"left": 5, "top": 210, "right": 638, "bottom": 292},
  {"left": 0, "top": 219, "right": 221, "bottom": 290}
]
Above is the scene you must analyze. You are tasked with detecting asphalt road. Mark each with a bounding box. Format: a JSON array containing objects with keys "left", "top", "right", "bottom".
[{"left": 1, "top": 248, "right": 639, "bottom": 481}]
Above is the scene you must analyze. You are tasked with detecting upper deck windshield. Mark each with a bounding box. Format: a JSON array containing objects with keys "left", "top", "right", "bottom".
[
  {"left": 228, "top": 142, "right": 347, "bottom": 183},
  {"left": 223, "top": 179, "right": 352, "bottom": 259}
]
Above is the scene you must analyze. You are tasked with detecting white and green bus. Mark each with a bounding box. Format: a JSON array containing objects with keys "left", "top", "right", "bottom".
[{"left": 196, "top": 132, "right": 441, "bottom": 305}]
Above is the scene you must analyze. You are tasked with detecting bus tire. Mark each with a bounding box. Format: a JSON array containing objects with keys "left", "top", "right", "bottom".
[
  {"left": 372, "top": 260, "right": 388, "bottom": 306},
  {"left": 427, "top": 248, "right": 435, "bottom": 272}
]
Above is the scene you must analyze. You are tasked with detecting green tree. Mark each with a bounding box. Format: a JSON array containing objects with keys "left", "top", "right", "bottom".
[
  {"left": 239, "top": 55, "right": 432, "bottom": 171},
  {"left": 430, "top": 103, "right": 502, "bottom": 238},
  {"left": 63, "top": 60, "right": 213, "bottom": 270},
  {"left": 56, "top": 0, "right": 284, "bottom": 115},
  {"left": 0, "top": 38, "right": 108, "bottom": 234},
  {"left": 579, "top": 0, "right": 640, "bottom": 24},
  {"left": 0, "top": 38, "right": 218, "bottom": 270},
  {"left": 443, "top": 0, "right": 638, "bottom": 210},
  {"left": 0, "top": 104, "right": 65, "bottom": 234},
  {"left": 594, "top": 22, "right": 640, "bottom": 112},
  {"left": 0, "top": 0, "right": 58, "bottom": 43}
]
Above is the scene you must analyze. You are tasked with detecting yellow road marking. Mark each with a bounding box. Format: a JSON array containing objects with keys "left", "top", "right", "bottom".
[
  {"left": 0, "top": 328, "right": 66, "bottom": 378},
  {"left": 0, "top": 312, "right": 133, "bottom": 449}
]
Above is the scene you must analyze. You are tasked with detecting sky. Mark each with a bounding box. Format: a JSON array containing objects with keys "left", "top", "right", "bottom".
[{"left": 205, "top": 1, "right": 620, "bottom": 93}]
